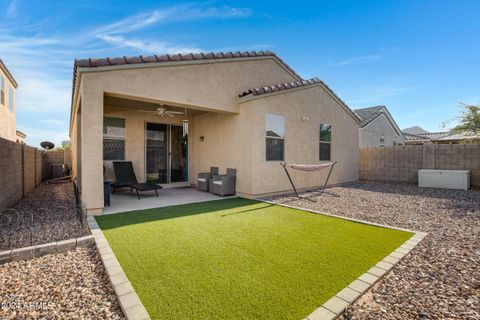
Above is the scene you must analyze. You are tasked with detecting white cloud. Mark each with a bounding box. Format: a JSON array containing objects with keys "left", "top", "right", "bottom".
[
  {"left": 91, "top": 4, "right": 252, "bottom": 36},
  {"left": 6, "top": 0, "right": 18, "bottom": 17},
  {"left": 97, "top": 34, "right": 202, "bottom": 54},
  {"left": 334, "top": 54, "right": 382, "bottom": 66}
]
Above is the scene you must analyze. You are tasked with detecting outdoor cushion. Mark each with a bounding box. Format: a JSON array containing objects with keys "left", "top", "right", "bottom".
[
  {"left": 213, "top": 180, "right": 223, "bottom": 185},
  {"left": 198, "top": 178, "right": 207, "bottom": 182}
]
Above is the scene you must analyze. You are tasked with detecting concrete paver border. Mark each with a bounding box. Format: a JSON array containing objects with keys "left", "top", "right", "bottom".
[
  {"left": 260, "top": 199, "right": 427, "bottom": 320},
  {"left": 87, "top": 216, "right": 151, "bottom": 320},
  {"left": 0, "top": 235, "right": 95, "bottom": 265}
]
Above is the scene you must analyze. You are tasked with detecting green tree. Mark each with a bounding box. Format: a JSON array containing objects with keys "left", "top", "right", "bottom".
[{"left": 451, "top": 103, "right": 480, "bottom": 134}]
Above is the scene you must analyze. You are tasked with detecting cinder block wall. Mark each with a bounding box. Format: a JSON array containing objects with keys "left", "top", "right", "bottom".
[
  {"left": 42, "top": 150, "right": 72, "bottom": 180},
  {"left": 0, "top": 137, "right": 44, "bottom": 212},
  {"left": 360, "top": 143, "right": 480, "bottom": 187}
]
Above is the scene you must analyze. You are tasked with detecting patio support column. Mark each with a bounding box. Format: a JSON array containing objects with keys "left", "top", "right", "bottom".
[{"left": 80, "top": 80, "right": 104, "bottom": 214}]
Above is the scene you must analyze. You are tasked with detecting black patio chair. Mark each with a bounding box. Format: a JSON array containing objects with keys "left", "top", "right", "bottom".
[{"left": 112, "top": 161, "right": 162, "bottom": 200}]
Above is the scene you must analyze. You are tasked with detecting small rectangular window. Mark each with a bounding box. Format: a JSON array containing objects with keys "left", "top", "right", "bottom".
[
  {"left": 266, "top": 114, "right": 285, "bottom": 161},
  {"left": 319, "top": 124, "right": 331, "bottom": 161},
  {"left": 0, "top": 76, "right": 4, "bottom": 106},
  {"left": 103, "top": 117, "right": 126, "bottom": 160},
  {"left": 8, "top": 86, "right": 14, "bottom": 112}
]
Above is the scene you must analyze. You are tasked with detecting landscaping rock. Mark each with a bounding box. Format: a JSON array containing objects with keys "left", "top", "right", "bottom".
[
  {"left": 0, "top": 182, "right": 89, "bottom": 251},
  {"left": 0, "top": 247, "right": 124, "bottom": 319},
  {"left": 267, "top": 182, "right": 480, "bottom": 320}
]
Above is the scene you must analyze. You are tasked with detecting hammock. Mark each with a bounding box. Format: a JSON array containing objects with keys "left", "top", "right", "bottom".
[{"left": 280, "top": 161, "right": 337, "bottom": 201}]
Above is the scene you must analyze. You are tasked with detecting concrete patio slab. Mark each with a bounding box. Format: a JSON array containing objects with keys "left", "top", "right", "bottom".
[{"left": 102, "top": 187, "right": 236, "bottom": 215}]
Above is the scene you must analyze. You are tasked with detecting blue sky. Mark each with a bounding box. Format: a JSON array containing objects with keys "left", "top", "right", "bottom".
[{"left": 1, "top": 0, "right": 479, "bottom": 147}]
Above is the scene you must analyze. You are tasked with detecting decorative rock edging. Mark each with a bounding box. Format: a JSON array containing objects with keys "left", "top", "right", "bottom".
[
  {"left": 260, "top": 200, "right": 427, "bottom": 320},
  {"left": 87, "top": 216, "right": 151, "bottom": 320},
  {"left": 0, "top": 235, "right": 95, "bottom": 265}
]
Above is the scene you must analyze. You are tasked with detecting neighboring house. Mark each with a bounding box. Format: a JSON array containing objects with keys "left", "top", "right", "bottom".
[
  {"left": 69, "top": 51, "right": 361, "bottom": 214},
  {"left": 354, "top": 105, "right": 405, "bottom": 147},
  {"left": 403, "top": 129, "right": 479, "bottom": 144},
  {"left": 16, "top": 130, "right": 26, "bottom": 143},
  {"left": 0, "top": 59, "right": 20, "bottom": 142}
]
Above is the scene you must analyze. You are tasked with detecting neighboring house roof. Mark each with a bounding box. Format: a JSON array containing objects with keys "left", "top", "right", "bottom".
[
  {"left": 436, "top": 132, "right": 480, "bottom": 141},
  {"left": 402, "top": 126, "right": 429, "bottom": 135},
  {"left": 403, "top": 131, "right": 450, "bottom": 142},
  {"left": 0, "top": 59, "right": 18, "bottom": 88},
  {"left": 402, "top": 130, "right": 480, "bottom": 143},
  {"left": 354, "top": 106, "right": 386, "bottom": 127},
  {"left": 402, "top": 132, "right": 432, "bottom": 143},
  {"left": 354, "top": 105, "right": 404, "bottom": 137},
  {"left": 240, "top": 77, "right": 362, "bottom": 124}
]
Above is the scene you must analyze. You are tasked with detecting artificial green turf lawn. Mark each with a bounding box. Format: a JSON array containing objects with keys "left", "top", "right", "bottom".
[{"left": 96, "top": 198, "right": 412, "bottom": 320}]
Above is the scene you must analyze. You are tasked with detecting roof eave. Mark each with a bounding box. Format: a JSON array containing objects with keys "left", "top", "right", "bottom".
[{"left": 0, "top": 60, "right": 18, "bottom": 88}]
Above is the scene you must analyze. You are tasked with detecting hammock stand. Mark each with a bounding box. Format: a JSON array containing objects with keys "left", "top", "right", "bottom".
[{"left": 280, "top": 161, "right": 337, "bottom": 201}]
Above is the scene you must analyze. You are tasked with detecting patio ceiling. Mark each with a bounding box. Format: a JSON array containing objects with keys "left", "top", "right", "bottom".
[{"left": 104, "top": 95, "right": 208, "bottom": 116}]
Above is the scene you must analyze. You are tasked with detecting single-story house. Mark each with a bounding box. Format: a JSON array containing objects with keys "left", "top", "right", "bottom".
[
  {"left": 69, "top": 51, "right": 361, "bottom": 214},
  {"left": 354, "top": 105, "right": 405, "bottom": 147}
]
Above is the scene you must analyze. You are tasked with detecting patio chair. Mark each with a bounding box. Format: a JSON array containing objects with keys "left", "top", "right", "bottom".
[
  {"left": 209, "top": 168, "right": 236, "bottom": 196},
  {"left": 197, "top": 167, "right": 219, "bottom": 192},
  {"left": 112, "top": 161, "right": 162, "bottom": 200}
]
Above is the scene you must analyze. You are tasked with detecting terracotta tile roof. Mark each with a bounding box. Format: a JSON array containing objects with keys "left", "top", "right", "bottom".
[
  {"left": 238, "top": 78, "right": 322, "bottom": 98},
  {"left": 239, "top": 77, "right": 361, "bottom": 123},
  {"left": 0, "top": 59, "right": 18, "bottom": 88},
  {"left": 73, "top": 51, "right": 302, "bottom": 80}
]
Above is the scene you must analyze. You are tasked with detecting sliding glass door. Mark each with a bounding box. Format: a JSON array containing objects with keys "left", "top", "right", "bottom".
[
  {"left": 146, "top": 123, "right": 168, "bottom": 183},
  {"left": 170, "top": 125, "right": 188, "bottom": 182},
  {"left": 146, "top": 123, "right": 188, "bottom": 184}
]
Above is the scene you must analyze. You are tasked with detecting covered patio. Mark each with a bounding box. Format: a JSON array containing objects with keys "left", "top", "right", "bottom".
[{"left": 103, "top": 186, "right": 237, "bottom": 215}]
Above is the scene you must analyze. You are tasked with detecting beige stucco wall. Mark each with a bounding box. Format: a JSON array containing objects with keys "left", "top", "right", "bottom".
[
  {"left": 242, "top": 85, "right": 360, "bottom": 196},
  {"left": 192, "top": 106, "right": 253, "bottom": 195},
  {"left": 71, "top": 57, "right": 298, "bottom": 213},
  {"left": 0, "top": 68, "right": 17, "bottom": 141},
  {"left": 359, "top": 114, "right": 405, "bottom": 148}
]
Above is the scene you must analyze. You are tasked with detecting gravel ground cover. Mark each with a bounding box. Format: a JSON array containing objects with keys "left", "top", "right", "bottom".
[
  {"left": 0, "top": 182, "right": 88, "bottom": 251},
  {"left": 0, "top": 247, "right": 124, "bottom": 319},
  {"left": 266, "top": 182, "right": 480, "bottom": 320}
]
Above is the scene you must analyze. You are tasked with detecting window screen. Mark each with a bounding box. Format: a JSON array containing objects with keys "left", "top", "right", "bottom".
[{"left": 103, "top": 117, "right": 125, "bottom": 160}]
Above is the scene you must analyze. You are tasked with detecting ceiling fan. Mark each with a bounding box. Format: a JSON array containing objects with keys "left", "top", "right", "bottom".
[{"left": 140, "top": 105, "right": 185, "bottom": 117}]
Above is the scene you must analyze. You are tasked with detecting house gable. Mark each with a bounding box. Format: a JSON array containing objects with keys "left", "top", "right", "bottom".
[{"left": 70, "top": 51, "right": 302, "bottom": 133}]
